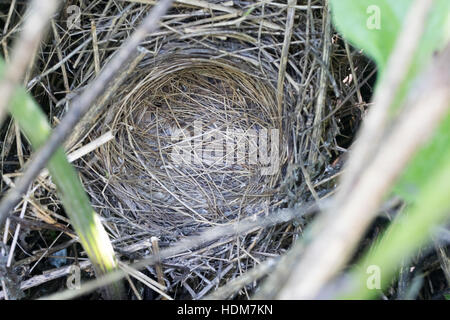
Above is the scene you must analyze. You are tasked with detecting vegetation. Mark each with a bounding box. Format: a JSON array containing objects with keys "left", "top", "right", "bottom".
[
  {"left": 0, "top": 0, "right": 448, "bottom": 300},
  {"left": 330, "top": 0, "right": 450, "bottom": 298}
]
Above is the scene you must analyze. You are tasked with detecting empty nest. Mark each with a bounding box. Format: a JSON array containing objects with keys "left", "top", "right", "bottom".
[
  {"left": 88, "top": 57, "right": 288, "bottom": 238},
  {"left": 0, "top": 0, "right": 374, "bottom": 299}
]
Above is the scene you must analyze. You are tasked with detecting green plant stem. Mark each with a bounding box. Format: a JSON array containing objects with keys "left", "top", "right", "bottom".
[
  {"left": 0, "top": 58, "right": 123, "bottom": 299},
  {"left": 340, "top": 148, "right": 450, "bottom": 299}
]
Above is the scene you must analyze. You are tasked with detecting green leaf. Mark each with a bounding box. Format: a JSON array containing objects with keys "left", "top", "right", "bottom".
[
  {"left": 394, "top": 112, "right": 450, "bottom": 202},
  {"left": 330, "top": 0, "right": 449, "bottom": 74},
  {"left": 330, "top": 0, "right": 449, "bottom": 110},
  {"left": 340, "top": 148, "right": 450, "bottom": 299},
  {"left": 330, "top": 0, "right": 410, "bottom": 70},
  {"left": 330, "top": 0, "right": 450, "bottom": 201},
  {"left": 0, "top": 58, "right": 123, "bottom": 298},
  {"left": 330, "top": 0, "right": 450, "bottom": 299}
]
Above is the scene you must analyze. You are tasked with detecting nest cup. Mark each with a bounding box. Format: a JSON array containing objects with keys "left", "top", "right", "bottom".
[
  {"left": 75, "top": 8, "right": 302, "bottom": 294},
  {"left": 51, "top": 1, "right": 349, "bottom": 298},
  {"left": 88, "top": 54, "right": 289, "bottom": 239}
]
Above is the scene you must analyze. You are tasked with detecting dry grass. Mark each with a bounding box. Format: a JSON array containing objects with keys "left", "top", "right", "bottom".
[
  {"left": 87, "top": 60, "right": 286, "bottom": 236},
  {"left": 0, "top": 0, "right": 375, "bottom": 299}
]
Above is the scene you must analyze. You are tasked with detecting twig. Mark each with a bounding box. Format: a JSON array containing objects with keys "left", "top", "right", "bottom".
[
  {"left": 336, "top": 0, "right": 434, "bottom": 199},
  {"left": 0, "top": 261, "right": 92, "bottom": 299},
  {"left": 40, "top": 202, "right": 318, "bottom": 300},
  {"left": 204, "top": 258, "right": 278, "bottom": 300},
  {"left": 38, "top": 131, "right": 114, "bottom": 179},
  {"left": 308, "top": 0, "right": 331, "bottom": 165},
  {"left": 0, "top": 0, "right": 60, "bottom": 126},
  {"left": 91, "top": 20, "right": 101, "bottom": 76},
  {"left": 433, "top": 237, "right": 450, "bottom": 286},
  {"left": 51, "top": 20, "right": 70, "bottom": 93},
  {"left": 6, "top": 191, "right": 30, "bottom": 268},
  {"left": 0, "top": 0, "right": 174, "bottom": 229},
  {"left": 196, "top": 264, "right": 234, "bottom": 299},
  {"left": 0, "top": 237, "right": 150, "bottom": 299},
  {"left": 118, "top": 261, "right": 173, "bottom": 300},
  {"left": 151, "top": 237, "right": 166, "bottom": 292},
  {"left": 1, "top": 0, "right": 17, "bottom": 62},
  {"left": 65, "top": 49, "right": 146, "bottom": 150},
  {"left": 276, "top": 28, "right": 449, "bottom": 299},
  {"left": 27, "top": 37, "right": 94, "bottom": 90},
  {"left": 276, "top": 0, "right": 296, "bottom": 129},
  {"left": 125, "top": 0, "right": 283, "bottom": 30},
  {"left": 0, "top": 204, "right": 315, "bottom": 300},
  {"left": 344, "top": 42, "right": 363, "bottom": 107}
]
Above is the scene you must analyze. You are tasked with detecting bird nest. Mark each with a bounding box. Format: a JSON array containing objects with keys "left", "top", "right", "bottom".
[
  {"left": 70, "top": 3, "right": 305, "bottom": 298},
  {"left": 1, "top": 0, "right": 373, "bottom": 299},
  {"left": 88, "top": 56, "right": 288, "bottom": 238}
]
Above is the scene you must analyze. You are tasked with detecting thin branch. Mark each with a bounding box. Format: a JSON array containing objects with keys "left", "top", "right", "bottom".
[
  {"left": 276, "top": 0, "right": 297, "bottom": 128},
  {"left": 0, "top": 0, "right": 174, "bottom": 229},
  {"left": 204, "top": 258, "right": 278, "bottom": 300},
  {"left": 39, "top": 202, "right": 318, "bottom": 300},
  {"left": 308, "top": 0, "right": 331, "bottom": 165},
  {"left": 336, "top": 0, "right": 434, "bottom": 200},
  {"left": 0, "top": 0, "right": 60, "bottom": 126},
  {"left": 276, "top": 11, "right": 449, "bottom": 300}
]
